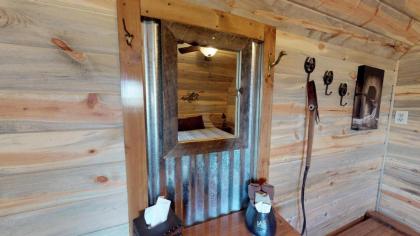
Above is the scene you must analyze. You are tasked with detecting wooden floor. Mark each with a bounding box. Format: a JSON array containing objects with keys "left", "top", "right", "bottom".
[
  {"left": 336, "top": 218, "right": 404, "bottom": 236},
  {"left": 329, "top": 212, "right": 420, "bottom": 236}
]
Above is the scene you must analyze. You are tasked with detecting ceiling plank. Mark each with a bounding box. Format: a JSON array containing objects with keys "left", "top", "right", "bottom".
[
  {"left": 381, "top": 0, "right": 420, "bottom": 22},
  {"left": 186, "top": 0, "right": 409, "bottom": 59},
  {"left": 288, "top": 0, "right": 420, "bottom": 45}
]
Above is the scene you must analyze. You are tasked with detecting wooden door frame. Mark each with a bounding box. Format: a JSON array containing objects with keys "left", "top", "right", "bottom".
[{"left": 117, "top": 0, "right": 275, "bottom": 233}]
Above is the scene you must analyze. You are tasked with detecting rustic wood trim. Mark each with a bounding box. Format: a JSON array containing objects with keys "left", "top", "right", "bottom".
[
  {"left": 327, "top": 211, "right": 420, "bottom": 236},
  {"left": 167, "top": 138, "right": 243, "bottom": 157},
  {"left": 160, "top": 21, "right": 254, "bottom": 158},
  {"left": 257, "top": 26, "right": 276, "bottom": 179},
  {"left": 140, "top": 0, "right": 265, "bottom": 41},
  {"left": 161, "top": 22, "right": 179, "bottom": 156},
  {"left": 326, "top": 215, "right": 367, "bottom": 236},
  {"left": 366, "top": 211, "right": 420, "bottom": 236},
  {"left": 117, "top": 0, "right": 149, "bottom": 233}
]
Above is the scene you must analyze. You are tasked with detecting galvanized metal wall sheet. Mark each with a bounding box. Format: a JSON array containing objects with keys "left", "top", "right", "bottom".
[
  {"left": 161, "top": 149, "right": 253, "bottom": 226},
  {"left": 143, "top": 20, "right": 263, "bottom": 226}
]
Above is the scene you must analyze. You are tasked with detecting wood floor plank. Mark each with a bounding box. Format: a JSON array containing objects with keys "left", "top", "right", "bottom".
[{"left": 337, "top": 219, "right": 383, "bottom": 236}]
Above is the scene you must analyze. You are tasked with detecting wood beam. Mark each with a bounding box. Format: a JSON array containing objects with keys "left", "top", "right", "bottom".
[
  {"left": 140, "top": 0, "right": 265, "bottom": 41},
  {"left": 116, "top": 0, "right": 148, "bottom": 233},
  {"left": 258, "top": 25, "right": 276, "bottom": 180}
]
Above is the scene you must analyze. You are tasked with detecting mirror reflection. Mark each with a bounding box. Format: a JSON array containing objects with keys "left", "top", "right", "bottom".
[{"left": 177, "top": 43, "right": 239, "bottom": 143}]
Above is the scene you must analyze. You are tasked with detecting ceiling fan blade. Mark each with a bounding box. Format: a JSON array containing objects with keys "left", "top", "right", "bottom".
[{"left": 178, "top": 46, "right": 199, "bottom": 54}]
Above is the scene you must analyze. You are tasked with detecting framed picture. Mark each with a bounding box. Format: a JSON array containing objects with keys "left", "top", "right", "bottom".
[{"left": 351, "top": 65, "right": 385, "bottom": 130}]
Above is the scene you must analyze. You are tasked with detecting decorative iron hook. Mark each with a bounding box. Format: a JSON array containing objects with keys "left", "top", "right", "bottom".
[
  {"left": 304, "top": 57, "right": 316, "bottom": 82},
  {"left": 122, "top": 18, "right": 134, "bottom": 47},
  {"left": 269, "top": 50, "right": 287, "bottom": 74},
  {"left": 338, "top": 83, "right": 348, "bottom": 106},
  {"left": 323, "top": 71, "right": 334, "bottom": 96}
]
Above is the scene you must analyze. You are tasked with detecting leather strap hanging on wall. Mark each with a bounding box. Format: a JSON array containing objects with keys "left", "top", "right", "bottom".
[{"left": 301, "top": 57, "right": 320, "bottom": 236}]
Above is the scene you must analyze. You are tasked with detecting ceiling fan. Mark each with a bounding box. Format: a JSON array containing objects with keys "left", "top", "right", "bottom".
[{"left": 178, "top": 43, "right": 218, "bottom": 57}]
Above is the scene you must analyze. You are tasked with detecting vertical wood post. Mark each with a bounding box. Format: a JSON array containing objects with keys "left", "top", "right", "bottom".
[
  {"left": 116, "top": 0, "right": 148, "bottom": 233},
  {"left": 258, "top": 26, "right": 276, "bottom": 180}
]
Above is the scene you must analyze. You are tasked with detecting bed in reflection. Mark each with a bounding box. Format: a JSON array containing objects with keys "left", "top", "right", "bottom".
[
  {"left": 176, "top": 44, "right": 238, "bottom": 143},
  {"left": 178, "top": 127, "right": 235, "bottom": 142},
  {"left": 177, "top": 115, "right": 235, "bottom": 142}
]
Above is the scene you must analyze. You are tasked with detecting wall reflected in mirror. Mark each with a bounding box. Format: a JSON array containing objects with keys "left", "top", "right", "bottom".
[{"left": 177, "top": 43, "right": 240, "bottom": 143}]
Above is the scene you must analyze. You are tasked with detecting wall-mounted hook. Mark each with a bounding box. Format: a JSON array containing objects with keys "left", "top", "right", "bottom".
[
  {"left": 122, "top": 18, "right": 134, "bottom": 47},
  {"left": 269, "top": 50, "right": 287, "bottom": 74},
  {"left": 338, "top": 83, "right": 348, "bottom": 106},
  {"left": 323, "top": 71, "right": 334, "bottom": 96},
  {"left": 304, "top": 57, "right": 316, "bottom": 82}
]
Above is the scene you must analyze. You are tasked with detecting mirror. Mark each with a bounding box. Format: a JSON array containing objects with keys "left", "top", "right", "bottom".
[{"left": 177, "top": 43, "right": 239, "bottom": 143}]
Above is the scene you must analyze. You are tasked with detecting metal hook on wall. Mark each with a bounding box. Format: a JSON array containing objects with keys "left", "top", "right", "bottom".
[
  {"left": 122, "top": 18, "right": 134, "bottom": 47},
  {"left": 323, "top": 71, "right": 334, "bottom": 96},
  {"left": 269, "top": 50, "right": 287, "bottom": 74},
  {"left": 338, "top": 83, "right": 348, "bottom": 106},
  {"left": 304, "top": 57, "right": 316, "bottom": 82}
]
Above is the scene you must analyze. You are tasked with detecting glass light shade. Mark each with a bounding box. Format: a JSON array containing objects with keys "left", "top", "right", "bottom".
[{"left": 199, "top": 47, "right": 218, "bottom": 57}]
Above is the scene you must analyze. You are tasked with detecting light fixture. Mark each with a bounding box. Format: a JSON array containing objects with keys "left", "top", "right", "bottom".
[{"left": 199, "top": 47, "right": 218, "bottom": 57}]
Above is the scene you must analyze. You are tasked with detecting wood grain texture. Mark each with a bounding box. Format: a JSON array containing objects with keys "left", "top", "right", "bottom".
[
  {"left": 176, "top": 0, "right": 412, "bottom": 60},
  {"left": 140, "top": 0, "right": 265, "bottom": 41},
  {"left": 117, "top": 0, "right": 149, "bottom": 232},
  {"left": 258, "top": 26, "right": 276, "bottom": 179},
  {"left": 0, "top": 0, "right": 118, "bottom": 54},
  {"left": 0, "top": 193, "right": 128, "bottom": 236},
  {"left": 268, "top": 31, "right": 398, "bottom": 236},
  {"left": 378, "top": 48, "right": 420, "bottom": 233},
  {"left": 366, "top": 211, "right": 420, "bottom": 236},
  {"left": 328, "top": 211, "right": 419, "bottom": 236},
  {"left": 178, "top": 48, "right": 237, "bottom": 129},
  {"left": 288, "top": 0, "right": 420, "bottom": 45},
  {"left": 0, "top": 0, "right": 128, "bottom": 235}
]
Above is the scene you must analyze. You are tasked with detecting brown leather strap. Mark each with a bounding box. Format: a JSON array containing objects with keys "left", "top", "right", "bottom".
[
  {"left": 305, "top": 80, "right": 319, "bottom": 168},
  {"left": 306, "top": 110, "right": 316, "bottom": 168}
]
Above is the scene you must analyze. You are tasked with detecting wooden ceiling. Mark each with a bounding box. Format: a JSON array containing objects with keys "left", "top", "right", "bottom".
[
  {"left": 66, "top": 0, "right": 419, "bottom": 60},
  {"left": 185, "top": 0, "right": 420, "bottom": 60}
]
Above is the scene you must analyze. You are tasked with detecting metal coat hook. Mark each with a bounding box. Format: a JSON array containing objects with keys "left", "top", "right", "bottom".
[
  {"left": 338, "top": 83, "right": 348, "bottom": 106},
  {"left": 269, "top": 50, "right": 287, "bottom": 74},
  {"left": 304, "top": 57, "right": 316, "bottom": 82},
  {"left": 323, "top": 71, "right": 334, "bottom": 96},
  {"left": 122, "top": 18, "right": 134, "bottom": 47}
]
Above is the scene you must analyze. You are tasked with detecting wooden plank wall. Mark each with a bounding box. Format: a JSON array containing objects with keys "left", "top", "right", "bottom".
[
  {"left": 178, "top": 48, "right": 237, "bottom": 128},
  {"left": 378, "top": 47, "right": 420, "bottom": 232},
  {"left": 0, "top": 0, "right": 129, "bottom": 235},
  {"left": 269, "top": 31, "right": 398, "bottom": 236}
]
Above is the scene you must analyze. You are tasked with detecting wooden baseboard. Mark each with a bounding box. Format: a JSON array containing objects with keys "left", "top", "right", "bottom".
[
  {"left": 366, "top": 211, "right": 419, "bottom": 236},
  {"left": 327, "top": 211, "right": 420, "bottom": 236},
  {"left": 327, "top": 211, "right": 419, "bottom": 236},
  {"left": 326, "top": 215, "right": 367, "bottom": 236}
]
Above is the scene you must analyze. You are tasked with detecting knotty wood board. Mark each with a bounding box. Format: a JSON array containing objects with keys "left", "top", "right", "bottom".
[
  {"left": 117, "top": 0, "right": 149, "bottom": 232},
  {"left": 0, "top": 193, "right": 128, "bottom": 236},
  {"left": 0, "top": 0, "right": 128, "bottom": 235},
  {"left": 0, "top": 0, "right": 411, "bottom": 235},
  {"left": 378, "top": 48, "right": 420, "bottom": 233},
  {"left": 176, "top": 0, "right": 413, "bottom": 60},
  {"left": 268, "top": 31, "right": 398, "bottom": 236},
  {"left": 258, "top": 25, "right": 276, "bottom": 179},
  {"left": 140, "top": 0, "right": 265, "bottom": 41}
]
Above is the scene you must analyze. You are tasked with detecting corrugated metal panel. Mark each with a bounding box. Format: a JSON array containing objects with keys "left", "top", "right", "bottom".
[
  {"left": 161, "top": 149, "right": 252, "bottom": 225},
  {"left": 143, "top": 19, "right": 263, "bottom": 226}
]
